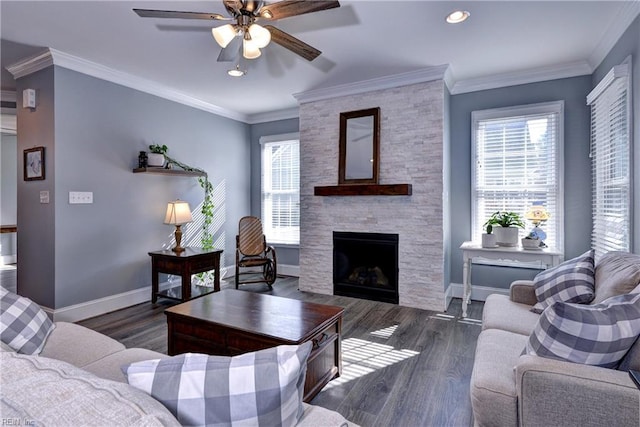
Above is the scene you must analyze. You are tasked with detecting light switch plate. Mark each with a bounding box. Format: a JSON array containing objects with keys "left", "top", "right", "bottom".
[
  {"left": 69, "top": 191, "right": 93, "bottom": 204},
  {"left": 40, "top": 191, "right": 49, "bottom": 204}
]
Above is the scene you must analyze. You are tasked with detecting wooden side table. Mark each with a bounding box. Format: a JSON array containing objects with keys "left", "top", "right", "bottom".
[
  {"left": 459, "top": 241, "right": 563, "bottom": 317},
  {"left": 149, "top": 247, "right": 223, "bottom": 303}
]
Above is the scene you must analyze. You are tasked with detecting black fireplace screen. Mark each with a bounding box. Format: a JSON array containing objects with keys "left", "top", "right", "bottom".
[{"left": 333, "top": 231, "right": 399, "bottom": 304}]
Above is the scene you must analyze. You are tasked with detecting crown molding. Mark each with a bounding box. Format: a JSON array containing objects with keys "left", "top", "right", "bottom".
[
  {"left": 7, "top": 48, "right": 250, "bottom": 123},
  {"left": 293, "top": 65, "right": 449, "bottom": 104},
  {"left": 449, "top": 61, "right": 593, "bottom": 95},
  {"left": 246, "top": 107, "right": 299, "bottom": 124},
  {"left": 1, "top": 91, "right": 17, "bottom": 103},
  {"left": 588, "top": 0, "right": 640, "bottom": 70}
]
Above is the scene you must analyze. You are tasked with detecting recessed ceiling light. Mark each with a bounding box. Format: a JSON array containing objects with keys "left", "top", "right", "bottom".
[
  {"left": 446, "top": 10, "right": 470, "bottom": 24},
  {"left": 227, "top": 65, "right": 246, "bottom": 77}
]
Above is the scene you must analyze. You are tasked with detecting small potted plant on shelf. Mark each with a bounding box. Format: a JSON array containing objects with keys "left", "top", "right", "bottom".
[
  {"left": 483, "top": 211, "right": 525, "bottom": 247},
  {"left": 147, "top": 143, "right": 168, "bottom": 167},
  {"left": 481, "top": 223, "right": 497, "bottom": 248}
]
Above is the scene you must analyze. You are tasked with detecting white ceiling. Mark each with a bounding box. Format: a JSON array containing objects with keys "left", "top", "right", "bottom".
[{"left": 1, "top": 1, "right": 639, "bottom": 122}]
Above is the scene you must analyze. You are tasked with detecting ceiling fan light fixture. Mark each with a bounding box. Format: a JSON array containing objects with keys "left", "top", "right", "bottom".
[
  {"left": 227, "top": 65, "right": 246, "bottom": 77},
  {"left": 243, "top": 38, "right": 261, "bottom": 59},
  {"left": 248, "top": 23, "right": 271, "bottom": 48},
  {"left": 260, "top": 9, "right": 273, "bottom": 19},
  {"left": 446, "top": 10, "right": 470, "bottom": 24},
  {"left": 212, "top": 24, "right": 237, "bottom": 48}
]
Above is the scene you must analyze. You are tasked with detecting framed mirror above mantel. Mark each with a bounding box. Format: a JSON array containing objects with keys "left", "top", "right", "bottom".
[
  {"left": 314, "top": 106, "right": 412, "bottom": 197},
  {"left": 339, "top": 107, "right": 380, "bottom": 185}
]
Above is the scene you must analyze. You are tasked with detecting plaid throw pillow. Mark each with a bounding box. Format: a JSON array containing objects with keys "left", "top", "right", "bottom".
[
  {"left": 524, "top": 285, "right": 640, "bottom": 368},
  {"left": 531, "top": 250, "right": 596, "bottom": 314},
  {"left": 123, "top": 342, "right": 312, "bottom": 427},
  {"left": 0, "top": 286, "right": 55, "bottom": 355}
]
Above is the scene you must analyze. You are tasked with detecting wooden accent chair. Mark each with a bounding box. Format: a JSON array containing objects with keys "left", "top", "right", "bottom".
[{"left": 235, "top": 216, "right": 277, "bottom": 289}]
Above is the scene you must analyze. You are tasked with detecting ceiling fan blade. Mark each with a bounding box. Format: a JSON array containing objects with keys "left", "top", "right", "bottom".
[
  {"left": 264, "top": 25, "right": 321, "bottom": 61},
  {"left": 259, "top": 1, "right": 340, "bottom": 20},
  {"left": 222, "top": 0, "right": 243, "bottom": 16},
  {"left": 217, "top": 37, "right": 241, "bottom": 62},
  {"left": 133, "top": 9, "right": 229, "bottom": 20}
]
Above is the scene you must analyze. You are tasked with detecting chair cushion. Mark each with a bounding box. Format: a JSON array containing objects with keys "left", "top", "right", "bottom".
[
  {"left": 123, "top": 343, "right": 312, "bottom": 427},
  {"left": 531, "top": 250, "right": 595, "bottom": 314},
  {"left": 83, "top": 348, "right": 168, "bottom": 383},
  {"left": 482, "top": 294, "right": 540, "bottom": 336},
  {"left": 0, "top": 286, "right": 55, "bottom": 355},
  {"left": 593, "top": 251, "right": 640, "bottom": 304},
  {"left": 524, "top": 285, "right": 640, "bottom": 368}
]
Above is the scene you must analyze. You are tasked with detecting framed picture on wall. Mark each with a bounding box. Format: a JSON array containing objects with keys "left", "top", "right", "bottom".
[{"left": 24, "top": 147, "right": 45, "bottom": 181}]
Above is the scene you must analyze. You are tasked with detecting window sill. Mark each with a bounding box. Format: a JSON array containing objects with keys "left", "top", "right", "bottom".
[{"left": 267, "top": 242, "right": 300, "bottom": 249}]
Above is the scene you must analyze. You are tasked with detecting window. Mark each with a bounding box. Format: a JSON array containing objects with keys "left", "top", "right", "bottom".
[
  {"left": 261, "top": 133, "right": 300, "bottom": 245},
  {"left": 587, "top": 59, "right": 632, "bottom": 258},
  {"left": 472, "top": 101, "right": 564, "bottom": 251}
]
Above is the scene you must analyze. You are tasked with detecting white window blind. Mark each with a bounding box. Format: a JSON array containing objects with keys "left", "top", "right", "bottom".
[
  {"left": 261, "top": 135, "right": 300, "bottom": 245},
  {"left": 588, "top": 61, "right": 631, "bottom": 259},
  {"left": 472, "top": 102, "right": 564, "bottom": 251}
]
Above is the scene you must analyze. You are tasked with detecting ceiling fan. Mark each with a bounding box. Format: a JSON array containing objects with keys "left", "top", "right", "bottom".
[{"left": 133, "top": 0, "right": 340, "bottom": 63}]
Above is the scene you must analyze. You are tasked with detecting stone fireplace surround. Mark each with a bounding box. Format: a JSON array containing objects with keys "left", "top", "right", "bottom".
[{"left": 297, "top": 76, "right": 447, "bottom": 311}]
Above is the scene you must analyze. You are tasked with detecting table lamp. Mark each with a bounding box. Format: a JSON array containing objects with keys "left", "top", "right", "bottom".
[
  {"left": 525, "top": 203, "right": 549, "bottom": 245},
  {"left": 164, "top": 200, "right": 193, "bottom": 253}
]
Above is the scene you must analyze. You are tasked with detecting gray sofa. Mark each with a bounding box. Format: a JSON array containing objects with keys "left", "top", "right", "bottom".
[
  {"left": 470, "top": 251, "right": 640, "bottom": 427},
  {"left": 1, "top": 321, "right": 354, "bottom": 426}
]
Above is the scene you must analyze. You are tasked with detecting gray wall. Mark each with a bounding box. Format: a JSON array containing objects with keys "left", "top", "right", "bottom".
[
  {"left": 592, "top": 15, "right": 639, "bottom": 253},
  {"left": 17, "top": 65, "right": 250, "bottom": 309},
  {"left": 1, "top": 133, "right": 17, "bottom": 257},
  {"left": 249, "top": 117, "right": 300, "bottom": 266},
  {"left": 449, "top": 76, "right": 593, "bottom": 288}
]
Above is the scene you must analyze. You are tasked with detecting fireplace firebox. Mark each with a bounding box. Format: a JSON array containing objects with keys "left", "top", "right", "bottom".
[{"left": 333, "top": 231, "right": 399, "bottom": 304}]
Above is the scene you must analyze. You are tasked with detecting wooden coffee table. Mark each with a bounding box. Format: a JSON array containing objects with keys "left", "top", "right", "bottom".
[{"left": 165, "top": 289, "right": 344, "bottom": 402}]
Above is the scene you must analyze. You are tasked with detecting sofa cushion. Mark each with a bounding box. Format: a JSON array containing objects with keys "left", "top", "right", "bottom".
[
  {"left": 40, "top": 321, "right": 125, "bottom": 367},
  {"left": 531, "top": 250, "right": 595, "bottom": 314},
  {"left": 525, "top": 287, "right": 640, "bottom": 368},
  {"left": 83, "top": 348, "right": 168, "bottom": 383},
  {"left": 593, "top": 251, "right": 640, "bottom": 304},
  {"left": 1, "top": 352, "right": 180, "bottom": 426},
  {"left": 0, "top": 286, "right": 55, "bottom": 355},
  {"left": 123, "top": 343, "right": 312, "bottom": 427},
  {"left": 470, "top": 329, "right": 529, "bottom": 427},
  {"left": 482, "top": 294, "right": 540, "bottom": 336}
]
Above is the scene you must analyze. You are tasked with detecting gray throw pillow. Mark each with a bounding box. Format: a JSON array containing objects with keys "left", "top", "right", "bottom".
[
  {"left": 123, "top": 342, "right": 312, "bottom": 427},
  {"left": 531, "top": 250, "right": 595, "bottom": 314},
  {"left": 524, "top": 284, "right": 640, "bottom": 368},
  {"left": 0, "top": 286, "right": 55, "bottom": 355}
]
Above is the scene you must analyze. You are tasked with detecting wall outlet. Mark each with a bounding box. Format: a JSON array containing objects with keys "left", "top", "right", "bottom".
[
  {"left": 69, "top": 191, "right": 93, "bottom": 204},
  {"left": 40, "top": 191, "right": 49, "bottom": 204}
]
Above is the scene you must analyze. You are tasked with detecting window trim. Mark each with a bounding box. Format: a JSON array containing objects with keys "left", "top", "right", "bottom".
[
  {"left": 471, "top": 101, "right": 565, "bottom": 252},
  {"left": 260, "top": 132, "right": 300, "bottom": 245}
]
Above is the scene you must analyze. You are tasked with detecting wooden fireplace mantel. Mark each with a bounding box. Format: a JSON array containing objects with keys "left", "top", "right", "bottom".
[{"left": 314, "top": 184, "right": 412, "bottom": 196}]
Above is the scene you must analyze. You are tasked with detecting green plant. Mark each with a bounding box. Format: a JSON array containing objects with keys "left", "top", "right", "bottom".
[
  {"left": 483, "top": 211, "right": 525, "bottom": 231},
  {"left": 149, "top": 144, "right": 168, "bottom": 154}
]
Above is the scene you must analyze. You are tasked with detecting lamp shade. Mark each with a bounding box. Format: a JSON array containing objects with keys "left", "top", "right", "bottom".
[
  {"left": 164, "top": 200, "right": 193, "bottom": 225},
  {"left": 243, "top": 38, "right": 261, "bottom": 59},
  {"left": 212, "top": 24, "right": 237, "bottom": 48},
  {"left": 248, "top": 24, "right": 271, "bottom": 48},
  {"left": 525, "top": 204, "right": 549, "bottom": 222}
]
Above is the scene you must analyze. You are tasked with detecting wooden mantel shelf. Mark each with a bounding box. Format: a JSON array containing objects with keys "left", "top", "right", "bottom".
[
  {"left": 314, "top": 184, "right": 412, "bottom": 196},
  {"left": 133, "top": 167, "right": 206, "bottom": 177}
]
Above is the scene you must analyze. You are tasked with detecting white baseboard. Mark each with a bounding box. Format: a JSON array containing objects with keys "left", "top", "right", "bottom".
[
  {"left": 44, "top": 264, "right": 270, "bottom": 322},
  {"left": 447, "top": 282, "right": 510, "bottom": 302},
  {"left": 278, "top": 264, "right": 300, "bottom": 277},
  {"left": 1, "top": 255, "right": 17, "bottom": 265}
]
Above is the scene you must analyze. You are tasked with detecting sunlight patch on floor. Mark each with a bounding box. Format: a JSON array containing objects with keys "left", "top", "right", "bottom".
[
  {"left": 323, "top": 336, "right": 419, "bottom": 390},
  {"left": 370, "top": 324, "right": 398, "bottom": 339}
]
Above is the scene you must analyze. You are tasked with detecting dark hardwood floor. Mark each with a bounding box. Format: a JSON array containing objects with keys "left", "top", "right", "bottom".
[{"left": 1, "top": 267, "right": 483, "bottom": 426}]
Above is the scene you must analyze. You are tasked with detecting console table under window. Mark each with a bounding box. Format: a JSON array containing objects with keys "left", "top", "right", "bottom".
[{"left": 460, "top": 241, "right": 563, "bottom": 317}]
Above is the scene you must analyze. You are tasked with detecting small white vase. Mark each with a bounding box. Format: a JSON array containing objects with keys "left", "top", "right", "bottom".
[
  {"left": 482, "top": 233, "right": 497, "bottom": 248},
  {"left": 147, "top": 153, "right": 165, "bottom": 167},
  {"left": 494, "top": 226, "right": 519, "bottom": 247}
]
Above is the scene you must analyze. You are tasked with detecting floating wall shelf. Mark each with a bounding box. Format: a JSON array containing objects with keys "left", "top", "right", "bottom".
[
  {"left": 133, "top": 167, "right": 206, "bottom": 177},
  {"left": 314, "top": 184, "right": 412, "bottom": 196}
]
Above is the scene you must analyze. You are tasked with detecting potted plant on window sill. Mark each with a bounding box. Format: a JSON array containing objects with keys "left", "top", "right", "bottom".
[{"left": 483, "top": 211, "right": 525, "bottom": 247}]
